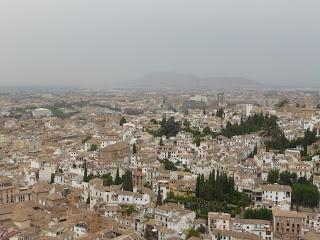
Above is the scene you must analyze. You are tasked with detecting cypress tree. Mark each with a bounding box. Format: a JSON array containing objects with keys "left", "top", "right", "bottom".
[
  {"left": 156, "top": 185, "right": 162, "bottom": 206},
  {"left": 122, "top": 170, "right": 133, "bottom": 192},
  {"left": 212, "top": 170, "right": 216, "bottom": 200},
  {"left": 83, "top": 160, "right": 88, "bottom": 182},
  {"left": 50, "top": 173, "right": 55, "bottom": 184},
  {"left": 196, "top": 175, "right": 200, "bottom": 197},
  {"left": 200, "top": 174, "right": 205, "bottom": 198},
  {"left": 133, "top": 143, "right": 137, "bottom": 154},
  {"left": 114, "top": 167, "right": 122, "bottom": 185}
]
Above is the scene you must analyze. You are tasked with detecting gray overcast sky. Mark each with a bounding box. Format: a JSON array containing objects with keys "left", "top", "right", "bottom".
[{"left": 0, "top": 0, "right": 319, "bottom": 88}]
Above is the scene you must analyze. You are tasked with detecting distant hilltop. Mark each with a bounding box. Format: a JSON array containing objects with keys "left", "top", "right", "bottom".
[{"left": 115, "top": 71, "right": 262, "bottom": 90}]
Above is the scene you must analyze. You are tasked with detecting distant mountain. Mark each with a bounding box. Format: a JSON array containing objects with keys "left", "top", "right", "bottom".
[{"left": 115, "top": 71, "right": 261, "bottom": 90}]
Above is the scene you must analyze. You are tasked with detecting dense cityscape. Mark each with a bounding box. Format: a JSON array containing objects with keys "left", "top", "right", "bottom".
[
  {"left": 0, "top": 89, "right": 320, "bottom": 239},
  {"left": 1, "top": 0, "right": 320, "bottom": 239}
]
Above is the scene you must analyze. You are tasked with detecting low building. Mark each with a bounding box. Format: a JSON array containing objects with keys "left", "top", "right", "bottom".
[
  {"left": 32, "top": 108, "right": 52, "bottom": 118},
  {"left": 155, "top": 203, "right": 196, "bottom": 236},
  {"left": 208, "top": 212, "right": 272, "bottom": 240},
  {"left": 272, "top": 208, "right": 306, "bottom": 240}
]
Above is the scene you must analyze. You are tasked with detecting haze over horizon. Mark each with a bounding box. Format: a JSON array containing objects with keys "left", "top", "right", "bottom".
[{"left": 1, "top": 0, "right": 320, "bottom": 88}]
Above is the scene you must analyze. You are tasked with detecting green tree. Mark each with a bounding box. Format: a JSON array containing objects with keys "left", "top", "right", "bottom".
[
  {"left": 203, "top": 126, "right": 212, "bottom": 135},
  {"left": 186, "top": 228, "right": 200, "bottom": 239},
  {"left": 196, "top": 175, "right": 201, "bottom": 197},
  {"left": 267, "top": 169, "right": 279, "bottom": 184},
  {"left": 163, "top": 159, "right": 177, "bottom": 171},
  {"left": 82, "top": 135, "right": 92, "bottom": 143},
  {"left": 248, "top": 145, "right": 258, "bottom": 158},
  {"left": 50, "top": 173, "right": 55, "bottom": 184},
  {"left": 114, "top": 167, "right": 122, "bottom": 185},
  {"left": 150, "top": 118, "right": 158, "bottom": 124},
  {"left": 216, "top": 108, "right": 225, "bottom": 118},
  {"left": 126, "top": 206, "right": 135, "bottom": 215},
  {"left": 158, "top": 117, "right": 181, "bottom": 138},
  {"left": 183, "top": 119, "right": 191, "bottom": 127},
  {"left": 87, "top": 173, "right": 95, "bottom": 182},
  {"left": 90, "top": 144, "right": 98, "bottom": 152},
  {"left": 83, "top": 161, "right": 88, "bottom": 182},
  {"left": 297, "top": 177, "right": 308, "bottom": 185},
  {"left": 49, "top": 107, "right": 68, "bottom": 119},
  {"left": 167, "top": 191, "right": 175, "bottom": 199},
  {"left": 244, "top": 208, "right": 272, "bottom": 220},
  {"left": 275, "top": 99, "right": 288, "bottom": 109},
  {"left": 194, "top": 136, "right": 201, "bottom": 147},
  {"left": 292, "top": 183, "right": 319, "bottom": 210},
  {"left": 279, "top": 171, "right": 295, "bottom": 186},
  {"left": 122, "top": 170, "right": 133, "bottom": 192},
  {"left": 156, "top": 185, "right": 162, "bottom": 206},
  {"left": 132, "top": 143, "right": 137, "bottom": 154},
  {"left": 101, "top": 173, "right": 113, "bottom": 186},
  {"left": 119, "top": 116, "right": 127, "bottom": 126},
  {"left": 195, "top": 171, "right": 241, "bottom": 204},
  {"left": 159, "top": 138, "right": 164, "bottom": 146}
]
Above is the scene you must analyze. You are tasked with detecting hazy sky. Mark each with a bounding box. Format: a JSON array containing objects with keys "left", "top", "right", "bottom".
[{"left": 0, "top": 0, "right": 320, "bottom": 88}]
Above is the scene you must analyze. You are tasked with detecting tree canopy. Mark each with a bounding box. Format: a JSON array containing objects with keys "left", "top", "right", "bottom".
[
  {"left": 101, "top": 173, "right": 113, "bottom": 186},
  {"left": 122, "top": 170, "right": 133, "bottom": 192},
  {"left": 221, "top": 113, "right": 275, "bottom": 138},
  {"left": 119, "top": 116, "right": 127, "bottom": 126},
  {"left": 186, "top": 228, "right": 200, "bottom": 239},
  {"left": 244, "top": 208, "right": 272, "bottom": 220},
  {"left": 267, "top": 169, "right": 279, "bottom": 184},
  {"left": 267, "top": 170, "right": 300, "bottom": 186},
  {"left": 292, "top": 183, "right": 319, "bottom": 209},
  {"left": 196, "top": 170, "right": 237, "bottom": 202},
  {"left": 158, "top": 116, "right": 181, "bottom": 138},
  {"left": 90, "top": 144, "right": 98, "bottom": 152},
  {"left": 275, "top": 99, "right": 289, "bottom": 109},
  {"left": 216, "top": 108, "right": 225, "bottom": 118},
  {"left": 266, "top": 128, "right": 318, "bottom": 154},
  {"left": 150, "top": 118, "right": 158, "bottom": 124},
  {"left": 162, "top": 159, "right": 177, "bottom": 171},
  {"left": 114, "top": 167, "right": 122, "bottom": 185}
]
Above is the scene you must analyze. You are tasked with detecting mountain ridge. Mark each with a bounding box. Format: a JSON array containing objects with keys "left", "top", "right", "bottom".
[{"left": 115, "top": 71, "right": 262, "bottom": 90}]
